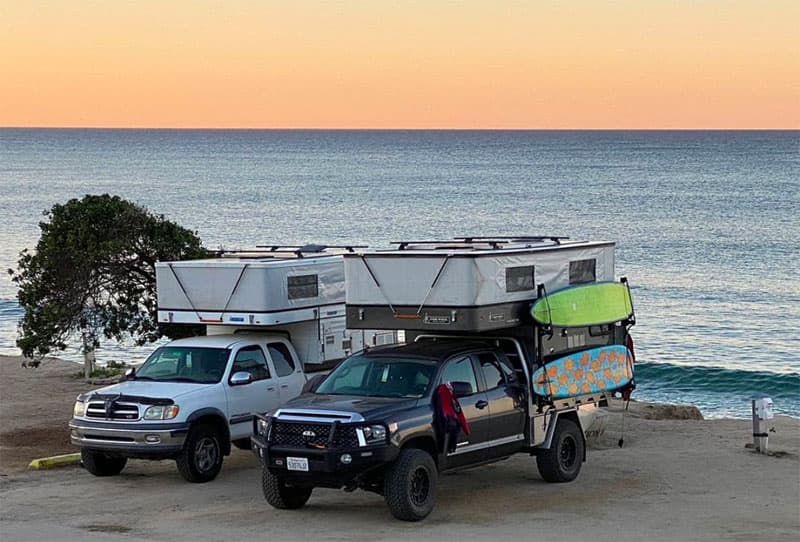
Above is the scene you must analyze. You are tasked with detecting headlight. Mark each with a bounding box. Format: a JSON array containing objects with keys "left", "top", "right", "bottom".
[
  {"left": 256, "top": 418, "right": 270, "bottom": 437},
  {"left": 73, "top": 400, "right": 86, "bottom": 417},
  {"left": 361, "top": 424, "right": 387, "bottom": 444},
  {"left": 143, "top": 405, "right": 180, "bottom": 420}
]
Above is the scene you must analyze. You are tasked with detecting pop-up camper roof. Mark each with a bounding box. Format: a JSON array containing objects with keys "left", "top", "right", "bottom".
[
  {"left": 156, "top": 244, "right": 365, "bottom": 327},
  {"left": 344, "top": 237, "right": 616, "bottom": 332}
]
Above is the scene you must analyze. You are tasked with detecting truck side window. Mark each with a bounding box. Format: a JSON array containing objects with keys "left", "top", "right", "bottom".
[
  {"left": 231, "top": 346, "right": 270, "bottom": 381},
  {"left": 268, "top": 343, "right": 296, "bottom": 377},
  {"left": 440, "top": 356, "right": 478, "bottom": 395},
  {"left": 477, "top": 353, "right": 506, "bottom": 390},
  {"left": 496, "top": 355, "right": 517, "bottom": 382}
]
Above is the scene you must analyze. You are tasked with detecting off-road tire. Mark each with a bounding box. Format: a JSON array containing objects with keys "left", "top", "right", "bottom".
[
  {"left": 176, "top": 423, "right": 224, "bottom": 483},
  {"left": 261, "top": 468, "right": 313, "bottom": 509},
  {"left": 81, "top": 449, "right": 127, "bottom": 476},
  {"left": 383, "top": 448, "right": 438, "bottom": 521},
  {"left": 537, "top": 417, "right": 584, "bottom": 483},
  {"left": 232, "top": 438, "right": 252, "bottom": 451}
]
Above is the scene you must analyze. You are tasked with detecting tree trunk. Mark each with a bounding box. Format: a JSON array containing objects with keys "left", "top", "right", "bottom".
[{"left": 82, "top": 333, "right": 95, "bottom": 380}]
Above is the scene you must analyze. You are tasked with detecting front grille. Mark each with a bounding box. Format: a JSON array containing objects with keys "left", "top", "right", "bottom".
[
  {"left": 332, "top": 427, "right": 360, "bottom": 448},
  {"left": 271, "top": 420, "right": 360, "bottom": 449},
  {"left": 86, "top": 401, "right": 140, "bottom": 421}
]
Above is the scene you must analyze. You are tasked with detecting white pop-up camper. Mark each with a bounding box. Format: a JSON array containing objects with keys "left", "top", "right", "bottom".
[
  {"left": 157, "top": 244, "right": 397, "bottom": 365},
  {"left": 344, "top": 236, "right": 616, "bottom": 332}
]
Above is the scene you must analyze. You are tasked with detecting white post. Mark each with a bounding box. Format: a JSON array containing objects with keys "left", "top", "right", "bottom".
[{"left": 752, "top": 398, "right": 774, "bottom": 454}]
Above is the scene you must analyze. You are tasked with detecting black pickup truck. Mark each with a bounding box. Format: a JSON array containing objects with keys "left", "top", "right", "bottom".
[{"left": 251, "top": 336, "right": 606, "bottom": 521}]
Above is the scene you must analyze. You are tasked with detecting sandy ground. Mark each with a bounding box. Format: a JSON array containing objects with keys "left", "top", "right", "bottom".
[
  {"left": 0, "top": 354, "right": 798, "bottom": 542},
  {"left": 0, "top": 355, "right": 105, "bottom": 473}
]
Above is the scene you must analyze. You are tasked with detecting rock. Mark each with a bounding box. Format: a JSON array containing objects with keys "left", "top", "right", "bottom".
[{"left": 640, "top": 404, "right": 704, "bottom": 420}]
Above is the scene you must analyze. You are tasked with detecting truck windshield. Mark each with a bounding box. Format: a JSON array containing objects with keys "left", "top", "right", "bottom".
[
  {"left": 135, "top": 347, "right": 230, "bottom": 384},
  {"left": 316, "top": 355, "right": 437, "bottom": 398}
]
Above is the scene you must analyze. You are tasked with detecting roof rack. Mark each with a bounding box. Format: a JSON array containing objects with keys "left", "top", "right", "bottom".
[
  {"left": 253, "top": 244, "right": 367, "bottom": 258},
  {"left": 454, "top": 236, "right": 569, "bottom": 244},
  {"left": 392, "top": 236, "right": 569, "bottom": 250},
  {"left": 214, "top": 244, "right": 367, "bottom": 259}
]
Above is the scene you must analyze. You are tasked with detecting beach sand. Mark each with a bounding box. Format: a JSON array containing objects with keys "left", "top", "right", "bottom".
[{"left": 0, "top": 354, "right": 798, "bottom": 541}]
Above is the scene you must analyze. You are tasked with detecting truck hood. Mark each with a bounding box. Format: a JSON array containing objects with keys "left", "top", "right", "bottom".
[
  {"left": 282, "top": 393, "right": 421, "bottom": 420},
  {"left": 81, "top": 380, "right": 211, "bottom": 402}
]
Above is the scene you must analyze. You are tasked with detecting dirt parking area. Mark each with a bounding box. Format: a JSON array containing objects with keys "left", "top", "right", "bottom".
[
  {"left": 0, "top": 356, "right": 103, "bottom": 473},
  {"left": 1, "top": 407, "right": 798, "bottom": 542},
  {"left": 1, "top": 356, "right": 798, "bottom": 541}
]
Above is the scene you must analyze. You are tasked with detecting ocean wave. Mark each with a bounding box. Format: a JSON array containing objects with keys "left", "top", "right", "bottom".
[{"left": 634, "top": 362, "right": 800, "bottom": 417}]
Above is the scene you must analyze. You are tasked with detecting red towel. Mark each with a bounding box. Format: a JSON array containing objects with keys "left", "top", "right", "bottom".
[{"left": 436, "top": 383, "right": 470, "bottom": 436}]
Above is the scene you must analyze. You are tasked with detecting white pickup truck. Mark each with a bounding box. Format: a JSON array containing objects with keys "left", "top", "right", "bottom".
[
  {"left": 70, "top": 246, "right": 396, "bottom": 483},
  {"left": 69, "top": 333, "right": 308, "bottom": 483}
]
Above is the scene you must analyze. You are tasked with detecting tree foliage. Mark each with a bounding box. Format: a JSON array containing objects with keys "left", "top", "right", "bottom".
[{"left": 9, "top": 194, "right": 207, "bottom": 366}]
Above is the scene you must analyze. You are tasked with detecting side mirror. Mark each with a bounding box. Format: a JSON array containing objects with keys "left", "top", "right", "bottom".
[
  {"left": 450, "top": 381, "right": 474, "bottom": 398},
  {"left": 302, "top": 374, "right": 326, "bottom": 394},
  {"left": 124, "top": 367, "right": 135, "bottom": 380},
  {"left": 230, "top": 371, "right": 253, "bottom": 386}
]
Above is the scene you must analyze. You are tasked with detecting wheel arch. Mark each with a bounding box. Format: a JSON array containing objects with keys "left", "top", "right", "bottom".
[
  {"left": 187, "top": 408, "right": 231, "bottom": 456},
  {"left": 541, "top": 409, "right": 586, "bottom": 462},
  {"left": 400, "top": 435, "right": 439, "bottom": 466}
]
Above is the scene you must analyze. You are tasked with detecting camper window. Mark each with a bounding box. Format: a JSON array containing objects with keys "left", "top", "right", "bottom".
[
  {"left": 569, "top": 259, "right": 596, "bottom": 284},
  {"left": 268, "top": 342, "right": 296, "bottom": 377},
  {"left": 288, "top": 274, "right": 319, "bottom": 299},
  {"left": 506, "top": 265, "right": 535, "bottom": 293}
]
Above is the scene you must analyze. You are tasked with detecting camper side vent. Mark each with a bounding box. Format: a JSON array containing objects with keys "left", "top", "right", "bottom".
[
  {"left": 288, "top": 274, "right": 319, "bottom": 299},
  {"left": 506, "top": 266, "right": 535, "bottom": 293}
]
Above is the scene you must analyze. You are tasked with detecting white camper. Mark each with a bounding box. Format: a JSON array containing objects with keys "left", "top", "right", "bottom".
[{"left": 157, "top": 244, "right": 397, "bottom": 364}]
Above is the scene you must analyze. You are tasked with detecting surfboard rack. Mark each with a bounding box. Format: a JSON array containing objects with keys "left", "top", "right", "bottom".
[{"left": 535, "top": 283, "right": 555, "bottom": 336}]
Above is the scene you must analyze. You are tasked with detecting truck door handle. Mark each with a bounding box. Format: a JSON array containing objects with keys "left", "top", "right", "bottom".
[
  {"left": 475, "top": 400, "right": 489, "bottom": 410},
  {"left": 280, "top": 384, "right": 289, "bottom": 389},
  {"left": 267, "top": 387, "right": 276, "bottom": 391}
]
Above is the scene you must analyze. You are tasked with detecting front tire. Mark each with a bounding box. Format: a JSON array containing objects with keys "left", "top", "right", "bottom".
[
  {"left": 537, "top": 417, "right": 584, "bottom": 483},
  {"left": 176, "top": 423, "right": 223, "bottom": 483},
  {"left": 81, "top": 449, "right": 127, "bottom": 476},
  {"left": 383, "top": 448, "right": 437, "bottom": 521},
  {"left": 261, "top": 468, "right": 313, "bottom": 509}
]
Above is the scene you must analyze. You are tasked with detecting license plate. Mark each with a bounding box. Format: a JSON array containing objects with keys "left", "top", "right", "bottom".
[{"left": 286, "top": 456, "right": 309, "bottom": 472}]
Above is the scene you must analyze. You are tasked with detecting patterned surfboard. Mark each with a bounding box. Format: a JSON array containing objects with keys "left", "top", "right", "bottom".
[
  {"left": 531, "top": 281, "right": 633, "bottom": 327},
  {"left": 532, "top": 345, "right": 634, "bottom": 398}
]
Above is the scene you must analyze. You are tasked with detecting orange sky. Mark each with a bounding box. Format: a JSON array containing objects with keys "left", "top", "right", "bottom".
[{"left": 1, "top": 1, "right": 798, "bottom": 128}]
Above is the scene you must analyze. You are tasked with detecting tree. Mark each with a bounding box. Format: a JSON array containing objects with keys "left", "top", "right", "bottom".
[{"left": 9, "top": 194, "right": 208, "bottom": 376}]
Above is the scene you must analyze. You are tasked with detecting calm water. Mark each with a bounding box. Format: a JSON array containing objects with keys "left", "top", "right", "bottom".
[{"left": 1, "top": 129, "right": 798, "bottom": 417}]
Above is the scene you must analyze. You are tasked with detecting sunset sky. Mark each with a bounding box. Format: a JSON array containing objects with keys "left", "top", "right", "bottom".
[{"left": 2, "top": 1, "right": 798, "bottom": 129}]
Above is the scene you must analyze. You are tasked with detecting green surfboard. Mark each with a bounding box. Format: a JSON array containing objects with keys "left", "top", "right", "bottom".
[{"left": 531, "top": 282, "right": 633, "bottom": 327}]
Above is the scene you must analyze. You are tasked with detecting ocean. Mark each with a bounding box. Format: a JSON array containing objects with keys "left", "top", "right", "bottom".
[{"left": 1, "top": 129, "right": 798, "bottom": 418}]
